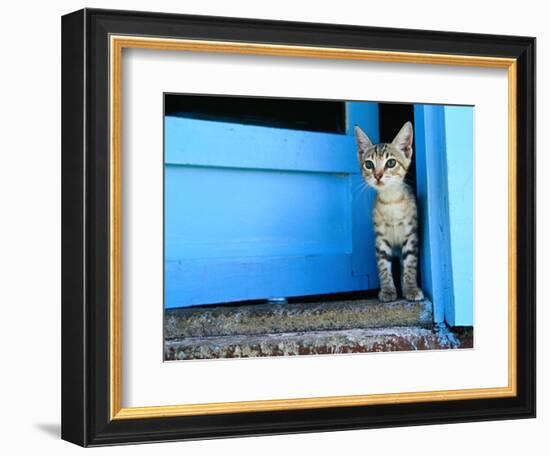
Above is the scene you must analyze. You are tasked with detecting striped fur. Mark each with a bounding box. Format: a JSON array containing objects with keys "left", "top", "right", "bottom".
[{"left": 355, "top": 122, "right": 424, "bottom": 302}]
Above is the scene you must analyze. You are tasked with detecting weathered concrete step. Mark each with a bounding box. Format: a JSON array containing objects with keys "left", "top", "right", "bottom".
[
  {"left": 165, "top": 325, "right": 472, "bottom": 361},
  {"left": 165, "top": 298, "right": 433, "bottom": 338}
]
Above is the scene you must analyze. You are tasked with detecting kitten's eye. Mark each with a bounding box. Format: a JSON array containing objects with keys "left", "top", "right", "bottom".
[
  {"left": 385, "top": 159, "right": 397, "bottom": 168},
  {"left": 364, "top": 160, "right": 374, "bottom": 170}
]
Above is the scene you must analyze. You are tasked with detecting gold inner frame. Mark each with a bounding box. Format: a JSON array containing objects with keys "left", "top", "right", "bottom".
[{"left": 109, "top": 35, "right": 518, "bottom": 420}]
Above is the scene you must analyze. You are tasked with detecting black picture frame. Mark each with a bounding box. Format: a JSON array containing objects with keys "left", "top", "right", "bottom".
[{"left": 62, "top": 8, "right": 535, "bottom": 447}]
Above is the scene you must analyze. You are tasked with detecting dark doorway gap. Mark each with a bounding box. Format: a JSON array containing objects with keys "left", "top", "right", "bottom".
[{"left": 165, "top": 93, "right": 346, "bottom": 133}]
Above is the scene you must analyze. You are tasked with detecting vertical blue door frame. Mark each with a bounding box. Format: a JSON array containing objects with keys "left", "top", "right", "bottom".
[
  {"left": 414, "top": 104, "right": 473, "bottom": 326},
  {"left": 346, "top": 102, "right": 380, "bottom": 282},
  {"left": 414, "top": 105, "right": 453, "bottom": 324}
]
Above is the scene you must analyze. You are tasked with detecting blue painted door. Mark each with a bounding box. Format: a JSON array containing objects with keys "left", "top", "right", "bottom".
[{"left": 164, "top": 102, "right": 380, "bottom": 308}]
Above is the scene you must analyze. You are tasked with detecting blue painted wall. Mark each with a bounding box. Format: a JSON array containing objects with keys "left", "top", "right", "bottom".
[{"left": 444, "top": 106, "right": 474, "bottom": 326}]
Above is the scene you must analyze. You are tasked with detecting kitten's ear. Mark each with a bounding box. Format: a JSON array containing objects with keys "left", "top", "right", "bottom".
[
  {"left": 392, "top": 121, "right": 414, "bottom": 159},
  {"left": 354, "top": 126, "right": 373, "bottom": 152}
]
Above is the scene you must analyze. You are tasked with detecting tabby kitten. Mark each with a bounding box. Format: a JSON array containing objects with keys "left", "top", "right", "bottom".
[{"left": 354, "top": 121, "right": 424, "bottom": 302}]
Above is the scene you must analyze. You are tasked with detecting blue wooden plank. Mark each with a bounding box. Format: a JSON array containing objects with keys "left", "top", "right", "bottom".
[
  {"left": 165, "top": 116, "right": 357, "bottom": 173},
  {"left": 165, "top": 165, "right": 352, "bottom": 261},
  {"left": 444, "top": 106, "right": 474, "bottom": 326},
  {"left": 165, "top": 254, "right": 370, "bottom": 308},
  {"left": 346, "top": 102, "right": 380, "bottom": 279},
  {"left": 414, "top": 105, "right": 453, "bottom": 324}
]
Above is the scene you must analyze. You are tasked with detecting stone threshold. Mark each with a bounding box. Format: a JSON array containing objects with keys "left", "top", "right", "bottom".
[
  {"left": 165, "top": 298, "right": 433, "bottom": 338},
  {"left": 165, "top": 324, "right": 472, "bottom": 361}
]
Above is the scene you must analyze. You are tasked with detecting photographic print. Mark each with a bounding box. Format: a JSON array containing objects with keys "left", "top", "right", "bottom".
[
  {"left": 163, "top": 94, "right": 474, "bottom": 361},
  {"left": 62, "top": 9, "right": 535, "bottom": 446}
]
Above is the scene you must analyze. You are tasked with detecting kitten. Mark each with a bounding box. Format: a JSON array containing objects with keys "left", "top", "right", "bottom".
[{"left": 354, "top": 121, "right": 424, "bottom": 302}]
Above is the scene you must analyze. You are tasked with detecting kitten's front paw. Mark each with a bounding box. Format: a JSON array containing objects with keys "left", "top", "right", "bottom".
[
  {"left": 404, "top": 287, "right": 424, "bottom": 301},
  {"left": 378, "top": 288, "right": 397, "bottom": 302}
]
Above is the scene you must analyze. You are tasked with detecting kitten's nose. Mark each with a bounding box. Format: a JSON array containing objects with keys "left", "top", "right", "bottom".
[{"left": 374, "top": 171, "right": 383, "bottom": 181}]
